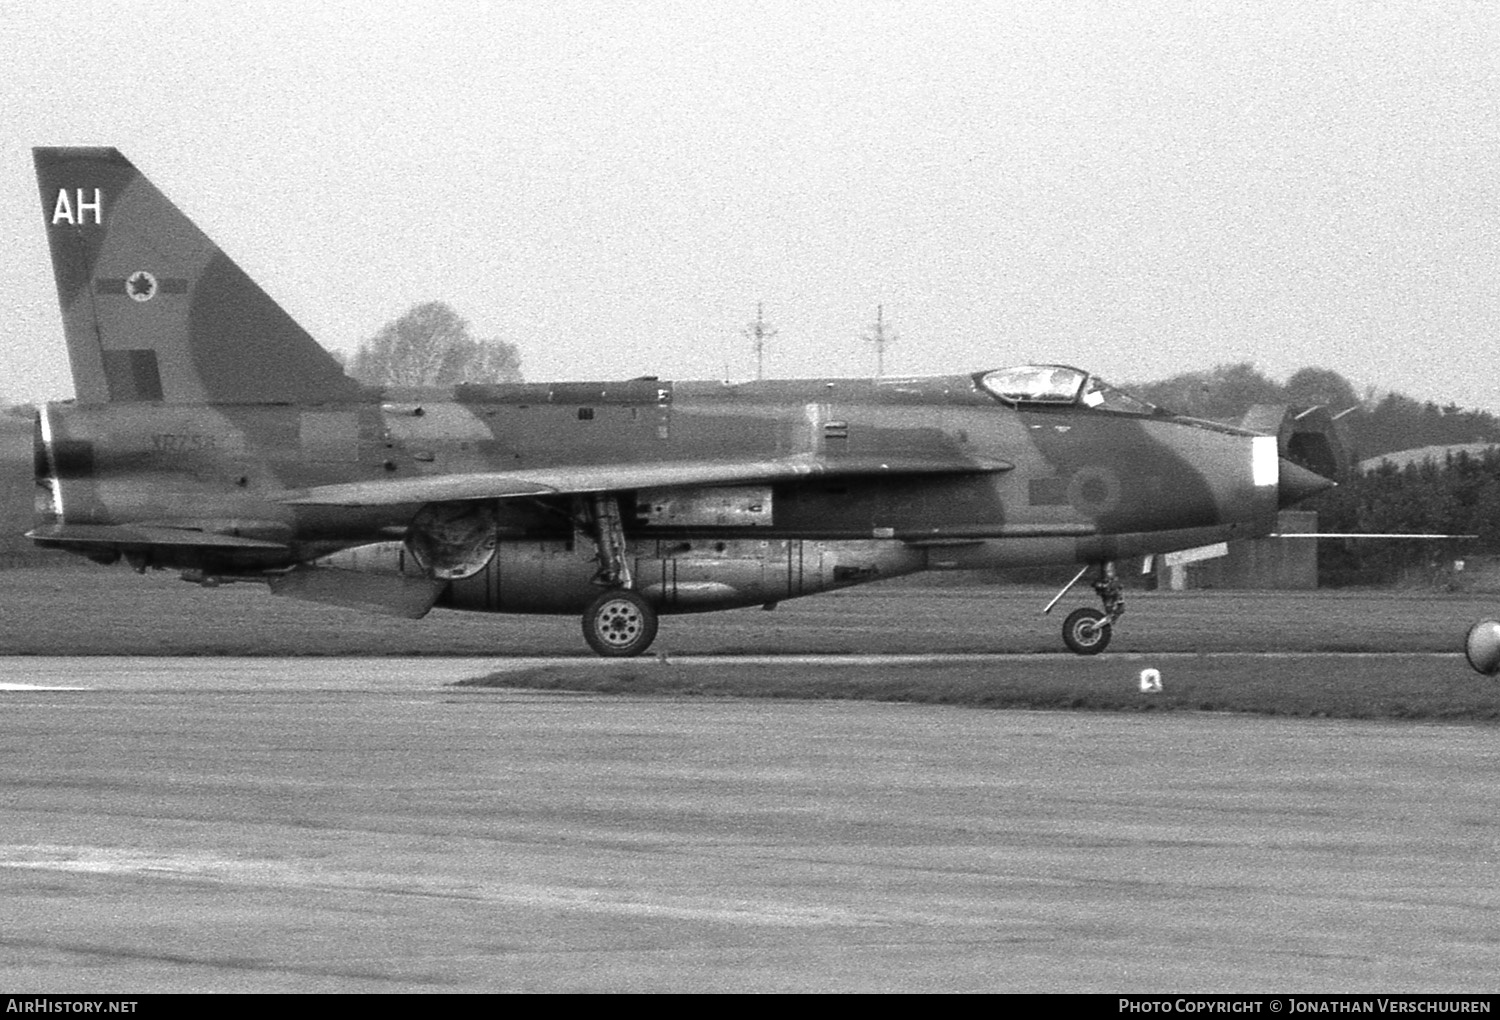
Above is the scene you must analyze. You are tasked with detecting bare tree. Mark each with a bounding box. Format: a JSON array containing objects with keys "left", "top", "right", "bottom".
[
  {"left": 351, "top": 301, "right": 523, "bottom": 386},
  {"left": 455, "top": 333, "right": 523, "bottom": 384}
]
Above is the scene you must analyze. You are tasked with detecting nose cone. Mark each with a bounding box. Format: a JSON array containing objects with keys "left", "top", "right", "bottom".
[{"left": 1279, "top": 458, "right": 1336, "bottom": 508}]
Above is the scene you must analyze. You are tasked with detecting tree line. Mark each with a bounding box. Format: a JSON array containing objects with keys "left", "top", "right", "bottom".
[
  {"left": 1308, "top": 448, "right": 1500, "bottom": 585},
  {"left": 1124, "top": 362, "right": 1500, "bottom": 462}
]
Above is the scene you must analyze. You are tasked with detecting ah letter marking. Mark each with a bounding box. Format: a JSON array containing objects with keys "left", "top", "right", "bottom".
[{"left": 52, "top": 188, "right": 102, "bottom": 225}]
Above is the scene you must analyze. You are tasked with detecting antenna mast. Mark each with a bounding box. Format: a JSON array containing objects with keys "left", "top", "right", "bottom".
[
  {"left": 864, "top": 304, "right": 898, "bottom": 379},
  {"left": 743, "top": 302, "right": 777, "bottom": 381}
]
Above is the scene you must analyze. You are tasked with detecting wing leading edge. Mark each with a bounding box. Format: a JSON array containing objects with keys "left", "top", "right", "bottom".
[{"left": 277, "top": 454, "right": 1014, "bottom": 508}]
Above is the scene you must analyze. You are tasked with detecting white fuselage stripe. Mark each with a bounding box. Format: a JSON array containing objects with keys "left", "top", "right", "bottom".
[
  {"left": 1252, "top": 435, "right": 1278, "bottom": 487},
  {"left": 38, "top": 404, "right": 64, "bottom": 517}
]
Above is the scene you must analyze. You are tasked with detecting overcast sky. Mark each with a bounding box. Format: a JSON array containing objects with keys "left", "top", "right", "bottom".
[{"left": 1, "top": 1, "right": 1495, "bottom": 412}]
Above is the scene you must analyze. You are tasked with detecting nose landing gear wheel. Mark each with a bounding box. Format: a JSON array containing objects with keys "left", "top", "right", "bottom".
[
  {"left": 1062, "top": 607, "right": 1111, "bottom": 655},
  {"left": 582, "top": 590, "right": 659, "bottom": 658}
]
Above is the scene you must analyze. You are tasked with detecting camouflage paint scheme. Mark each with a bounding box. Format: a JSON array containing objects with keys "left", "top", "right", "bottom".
[{"left": 30, "top": 148, "right": 1331, "bottom": 655}]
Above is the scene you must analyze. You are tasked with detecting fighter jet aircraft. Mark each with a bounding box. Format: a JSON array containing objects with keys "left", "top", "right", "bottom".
[{"left": 30, "top": 147, "right": 1333, "bottom": 656}]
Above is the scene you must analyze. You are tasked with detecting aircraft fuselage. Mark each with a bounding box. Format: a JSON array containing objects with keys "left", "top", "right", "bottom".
[{"left": 34, "top": 372, "right": 1287, "bottom": 616}]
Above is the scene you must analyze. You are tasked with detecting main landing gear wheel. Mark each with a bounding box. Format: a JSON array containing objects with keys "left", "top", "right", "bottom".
[
  {"left": 1062, "top": 607, "right": 1111, "bottom": 656},
  {"left": 582, "top": 589, "right": 658, "bottom": 658},
  {"left": 1045, "top": 561, "right": 1124, "bottom": 655}
]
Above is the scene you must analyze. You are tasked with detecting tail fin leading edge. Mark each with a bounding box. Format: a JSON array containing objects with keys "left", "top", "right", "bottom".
[{"left": 33, "top": 147, "right": 361, "bottom": 404}]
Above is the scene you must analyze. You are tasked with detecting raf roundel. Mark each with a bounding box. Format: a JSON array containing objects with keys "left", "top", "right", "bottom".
[{"left": 126, "top": 270, "right": 158, "bottom": 302}]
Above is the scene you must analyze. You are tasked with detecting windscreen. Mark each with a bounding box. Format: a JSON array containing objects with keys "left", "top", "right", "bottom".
[
  {"left": 979, "top": 365, "right": 1159, "bottom": 416},
  {"left": 978, "top": 366, "right": 1087, "bottom": 405}
]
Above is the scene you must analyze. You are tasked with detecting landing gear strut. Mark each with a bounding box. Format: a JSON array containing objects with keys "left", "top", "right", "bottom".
[
  {"left": 1046, "top": 562, "right": 1124, "bottom": 656},
  {"left": 578, "top": 494, "right": 658, "bottom": 657}
]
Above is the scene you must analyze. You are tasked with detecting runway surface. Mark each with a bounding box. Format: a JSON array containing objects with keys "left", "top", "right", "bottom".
[{"left": 2, "top": 655, "right": 1498, "bottom": 993}]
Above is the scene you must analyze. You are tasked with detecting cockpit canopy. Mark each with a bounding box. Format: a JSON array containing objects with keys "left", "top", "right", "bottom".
[{"left": 977, "top": 365, "right": 1160, "bottom": 416}]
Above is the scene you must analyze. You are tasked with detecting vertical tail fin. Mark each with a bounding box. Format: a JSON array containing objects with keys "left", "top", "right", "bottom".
[{"left": 33, "top": 147, "right": 362, "bottom": 404}]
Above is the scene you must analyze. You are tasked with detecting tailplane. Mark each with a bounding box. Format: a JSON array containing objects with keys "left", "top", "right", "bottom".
[{"left": 33, "top": 147, "right": 361, "bottom": 404}]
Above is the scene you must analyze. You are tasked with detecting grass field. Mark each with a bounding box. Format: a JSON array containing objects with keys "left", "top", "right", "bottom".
[
  {"left": 5, "top": 561, "right": 1499, "bottom": 720},
  {"left": 462, "top": 654, "right": 1500, "bottom": 722},
  {"left": 1, "top": 562, "right": 1492, "bottom": 656}
]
